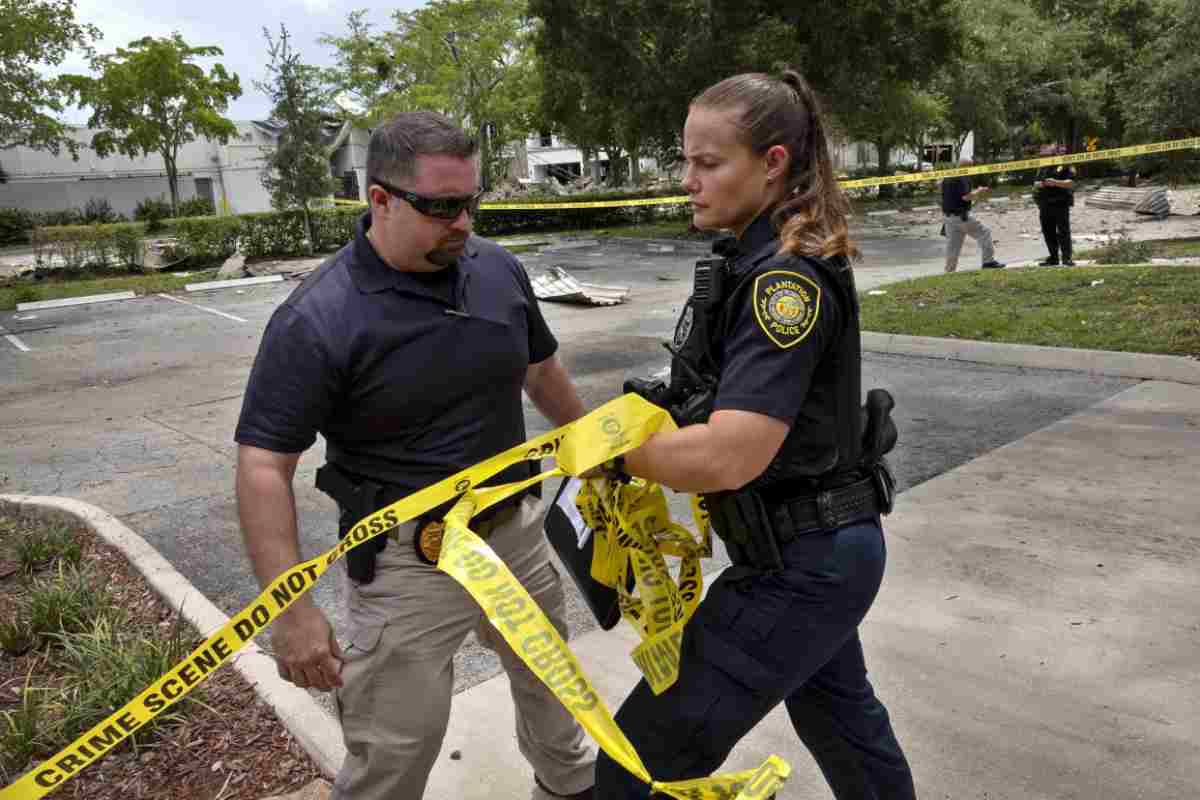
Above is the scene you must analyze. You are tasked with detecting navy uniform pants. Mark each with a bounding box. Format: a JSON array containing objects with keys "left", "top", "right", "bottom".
[
  {"left": 594, "top": 519, "right": 915, "bottom": 800},
  {"left": 1039, "top": 205, "right": 1072, "bottom": 262}
]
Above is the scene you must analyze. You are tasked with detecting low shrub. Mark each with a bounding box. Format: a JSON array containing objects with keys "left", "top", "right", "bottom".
[
  {"left": 176, "top": 196, "right": 215, "bottom": 217},
  {"left": 31, "top": 222, "right": 145, "bottom": 270},
  {"left": 172, "top": 216, "right": 240, "bottom": 267},
  {"left": 239, "top": 210, "right": 309, "bottom": 258},
  {"left": 1094, "top": 235, "right": 1155, "bottom": 264},
  {"left": 0, "top": 208, "right": 36, "bottom": 246},
  {"left": 133, "top": 196, "right": 172, "bottom": 233},
  {"left": 310, "top": 205, "right": 362, "bottom": 251},
  {"left": 81, "top": 197, "right": 122, "bottom": 224}
]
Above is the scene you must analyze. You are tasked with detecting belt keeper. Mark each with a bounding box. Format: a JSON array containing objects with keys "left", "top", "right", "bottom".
[{"left": 816, "top": 490, "right": 836, "bottom": 529}]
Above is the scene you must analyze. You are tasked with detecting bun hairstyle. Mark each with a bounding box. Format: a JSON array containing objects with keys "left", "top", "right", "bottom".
[{"left": 691, "top": 70, "right": 859, "bottom": 262}]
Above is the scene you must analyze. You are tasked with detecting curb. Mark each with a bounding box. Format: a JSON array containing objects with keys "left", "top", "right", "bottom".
[
  {"left": 185, "top": 275, "right": 283, "bottom": 293},
  {"left": 862, "top": 332, "right": 1200, "bottom": 384},
  {"left": 0, "top": 494, "right": 346, "bottom": 779},
  {"left": 17, "top": 291, "right": 136, "bottom": 312}
]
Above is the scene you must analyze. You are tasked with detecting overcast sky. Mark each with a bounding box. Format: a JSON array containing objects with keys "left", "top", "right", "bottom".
[{"left": 60, "top": 0, "right": 428, "bottom": 123}]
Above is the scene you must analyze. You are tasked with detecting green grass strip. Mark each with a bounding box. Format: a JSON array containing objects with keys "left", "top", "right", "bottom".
[
  {"left": 0, "top": 270, "right": 217, "bottom": 311},
  {"left": 860, "top": 264, "right": 1200, "bottom": 357}
]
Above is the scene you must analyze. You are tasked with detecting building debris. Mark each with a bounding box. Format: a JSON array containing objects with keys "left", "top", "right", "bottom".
[
  {"left": 1085, "top": 186, "right": 1171, "bottom": 218},
  {"left": 530, "top": 266, "right": 630, "bottom": 306}
]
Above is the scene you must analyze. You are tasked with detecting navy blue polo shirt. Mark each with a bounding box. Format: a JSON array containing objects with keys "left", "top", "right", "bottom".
[
  {"left": 235, "top": 214, "right": 557, "bottom": 495},
  {"left": 713, "top": 215, "right": 844, "bottom": 430},
  {"left": 941, "top": 176, "right": 971, "bottom": 215}
]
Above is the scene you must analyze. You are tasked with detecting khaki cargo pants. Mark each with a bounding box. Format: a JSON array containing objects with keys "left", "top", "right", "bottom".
[
  {"left": 944, "top": 213, "right": 996, "bottom": 272},
  {"left": 332, "top": 496, "right": 596, "bottom": 800}
]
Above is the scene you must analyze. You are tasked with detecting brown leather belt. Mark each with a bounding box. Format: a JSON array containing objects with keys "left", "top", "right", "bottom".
[{"left": 395, "top": 503, "right": 521, "bottom": 565}]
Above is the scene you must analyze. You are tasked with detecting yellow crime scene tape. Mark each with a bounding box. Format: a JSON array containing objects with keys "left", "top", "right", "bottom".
[
  {"left": 477, "top": 135, "right": 1200, "bottom": 210},
  {"left": 1, "top": 394, "right": 790, "bottom": 800}
]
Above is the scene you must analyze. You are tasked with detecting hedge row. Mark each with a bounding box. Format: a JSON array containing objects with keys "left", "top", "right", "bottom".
[
  {"left": 28, "top": 207, "right": 364, "bottom": 270},
  {"left": 1, "top": 199, "right": 216, "bottom": 246},
  {"left": 25, "top": 188, "right": 699, "bottom": 271},
  {"left": 30, "top": 223, "right": 145, "bottom": 271}
]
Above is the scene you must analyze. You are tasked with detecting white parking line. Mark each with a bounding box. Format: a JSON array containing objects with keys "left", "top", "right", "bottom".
[
  {"left": 0, "top": 322, "right": 31, "bottom": 352},
  {"left": 156, "top": 293, "right": 248, "bottom": 323}
]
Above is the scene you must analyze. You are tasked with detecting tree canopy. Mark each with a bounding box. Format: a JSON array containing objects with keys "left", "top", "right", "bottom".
[
  {"left": 64, "top": 33, "right": 242, "bottom": 213},
  {"left": 0, "top": 0, "right": 98, "bottom": 155},
  {"left": 323, "top": 0, "right": 537, "bottom": 188}
]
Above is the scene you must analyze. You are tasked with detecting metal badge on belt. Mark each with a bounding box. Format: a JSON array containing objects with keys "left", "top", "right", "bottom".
[{"left": 415, "top": 520, "right": 446, "bottom": 565}]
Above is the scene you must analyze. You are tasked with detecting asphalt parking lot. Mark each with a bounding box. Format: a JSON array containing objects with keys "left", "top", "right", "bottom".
[{"left": 0, "top": 233, "right": 1133, "bottom": 692}]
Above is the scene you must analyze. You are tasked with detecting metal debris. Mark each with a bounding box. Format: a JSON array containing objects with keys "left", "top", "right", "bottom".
[{"left": 530, "top": 266, "right": 630, "bottom": 306}]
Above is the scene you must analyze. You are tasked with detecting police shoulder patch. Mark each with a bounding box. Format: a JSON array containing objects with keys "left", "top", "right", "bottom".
[{"left": 751, "top": 269, "right": 821, "bottom": 349}]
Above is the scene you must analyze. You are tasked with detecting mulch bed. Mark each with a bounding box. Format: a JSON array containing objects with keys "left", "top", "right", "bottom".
[{"left": 0, "top": 504, "right": 324, "bottom": 799}]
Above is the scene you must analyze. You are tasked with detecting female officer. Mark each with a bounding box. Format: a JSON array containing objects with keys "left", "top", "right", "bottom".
[{"left": 594, "top": 70, "right": 916, "bottom": 800}]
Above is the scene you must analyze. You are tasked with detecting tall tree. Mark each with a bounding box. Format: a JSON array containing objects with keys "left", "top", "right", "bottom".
[
  {"left": 837, "top": 82, "right": 949, "bottom": 176},
  {"left": 64, "top": 33, "right": 242, "bottom": 213},
  {"left": 530, "top": 0, "right": 767, "bottom": 184},
  {"left": 323, "top": 0, "right": 538, "bottom": 188},
  {"left": 257, "top": 24, "right": 339, "bottom": 253},
  {"left": 530, "top": 0, "right": 965, "bottom": 187},
  {"left": 0, "top": 0, "right": 98, "bottom": 154},
  {"left": 1121, "top": 0, "right": 1200, "bottom": 178}
]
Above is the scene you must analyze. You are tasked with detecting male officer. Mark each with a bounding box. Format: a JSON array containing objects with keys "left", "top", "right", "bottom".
[
  {"left": 941, "top": 159, "right": 1005, "bottom": 272},
  {"left": 235, "top": 111, "right": 595, "bottom": 800},
  {"left": 1034, "top": 149, "right": 1076, "bottom": 265}
]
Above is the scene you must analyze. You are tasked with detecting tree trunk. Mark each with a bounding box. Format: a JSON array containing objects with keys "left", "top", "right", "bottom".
[
  {"left": 301, "top": 202, "right": 315, "bottom": 255},
  {"left": 875, "top": 141, "right": 895, "bottom": 199},
  {"left": 478, "top": 122, "right": 492, "bottom": 191},
  {"left": 164, "top": 152, "right": 179, "bottom": 216}
]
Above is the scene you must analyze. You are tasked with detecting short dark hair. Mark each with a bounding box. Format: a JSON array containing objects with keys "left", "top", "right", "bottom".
[
  {"left": 367, "top": 111, "right": 478, "bottom": 186},
  {"left": 692, "top": 70, "right": 858, "bottom": 261}
]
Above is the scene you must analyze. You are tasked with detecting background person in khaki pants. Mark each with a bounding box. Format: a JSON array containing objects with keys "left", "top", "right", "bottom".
[
  {"left": 940, "top": 160, "right": 1005, "bottom": 272},
  {"left": 235, "top": 112, "right": 596, "bottom": 800}
]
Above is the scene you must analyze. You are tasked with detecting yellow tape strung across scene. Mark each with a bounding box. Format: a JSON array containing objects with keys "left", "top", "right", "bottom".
[
  {"left": 476, "top": 135, "right": 1200, "bottom": 210},
  {"left": 1, "top": 395, "right": 789, "bottom": 800}
]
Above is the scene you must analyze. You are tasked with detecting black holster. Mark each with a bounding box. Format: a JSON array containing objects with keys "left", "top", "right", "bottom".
[
  {"left": 708, "top": 490, "right": 785, "bottom": 573},
  {"left": 315, "top": 464, "right": 387, "bottom": 584}
]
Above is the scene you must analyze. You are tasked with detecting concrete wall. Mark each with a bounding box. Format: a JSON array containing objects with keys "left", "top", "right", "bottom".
[{"left": 0, "top": 122, "right": 291, "bottom": 217}]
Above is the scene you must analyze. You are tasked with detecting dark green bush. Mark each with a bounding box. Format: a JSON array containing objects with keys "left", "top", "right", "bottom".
[
  {"left": 172, "top": 216, "right": 240, "bottom": 266},
  {"left": 239, "top": 210, "right": 309, "bottom": 258},
  {"left": 133, "top": 196, "right": 172, "bottom": 233},
  {"left": 176, "top": 196, "right": 215, "bottom": 217},
  {"left": 311, "top": 205, "right": 362, "bottom": 251},
  {"left": 0, "top": 208, "right": 36, "bottom": 245},
  {"left": 81, "top": 197, "right": 121, "bottom": 224},
  {"left": 34, "top": 209, "right": 84, "bottom": 228}
]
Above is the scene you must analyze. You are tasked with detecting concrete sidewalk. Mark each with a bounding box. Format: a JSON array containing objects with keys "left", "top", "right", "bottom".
[{"left": 426, "top": 380, "right": 1200, "bottom": 800}]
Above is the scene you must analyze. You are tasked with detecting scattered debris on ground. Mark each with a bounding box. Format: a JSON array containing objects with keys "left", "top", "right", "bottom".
[{"left": 530, "top": 266, "right": 631, "bottom": 306}]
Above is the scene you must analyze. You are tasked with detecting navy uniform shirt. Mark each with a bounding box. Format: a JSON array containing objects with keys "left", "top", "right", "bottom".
[
  {"left": 235, "top": 214, "right": 557, "bottom": 495},
  {"left": 1034, "top": 164, "right": 1075, "bottom": 208},
  {"left": 711, "top": 214, "right": 848, "bottom": 476},
  {"left": 941, "top": 176, "right": 972, "bottom": 215}
]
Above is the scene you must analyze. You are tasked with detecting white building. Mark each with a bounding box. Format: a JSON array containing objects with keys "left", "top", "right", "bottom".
[
  {"left": 519, "top": 132, "right": 658, "bottom": 186},
  {"left": 0, "top": 121, "right": 371, "bottom": 217}
]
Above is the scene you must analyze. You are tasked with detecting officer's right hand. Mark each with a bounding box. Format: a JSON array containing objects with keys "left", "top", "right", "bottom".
[{"left": 271, "top": 603, "right": 344, "bottom": 692}]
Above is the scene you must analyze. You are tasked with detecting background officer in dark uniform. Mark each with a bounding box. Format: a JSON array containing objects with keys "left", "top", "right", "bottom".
[
  {"left": 235, "top": 112, "right": 595, "bottom": 800},
  {"left": 595, "top": 71, "right": 915, "bottom": 800},
  {"left": 1034, "top": 149, "right": 1076, "bottom": 266}
]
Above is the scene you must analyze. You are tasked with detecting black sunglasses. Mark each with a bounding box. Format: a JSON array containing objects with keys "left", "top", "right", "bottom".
[{"left": 370, "top": 175, "right": 484, "bottom": 221}]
